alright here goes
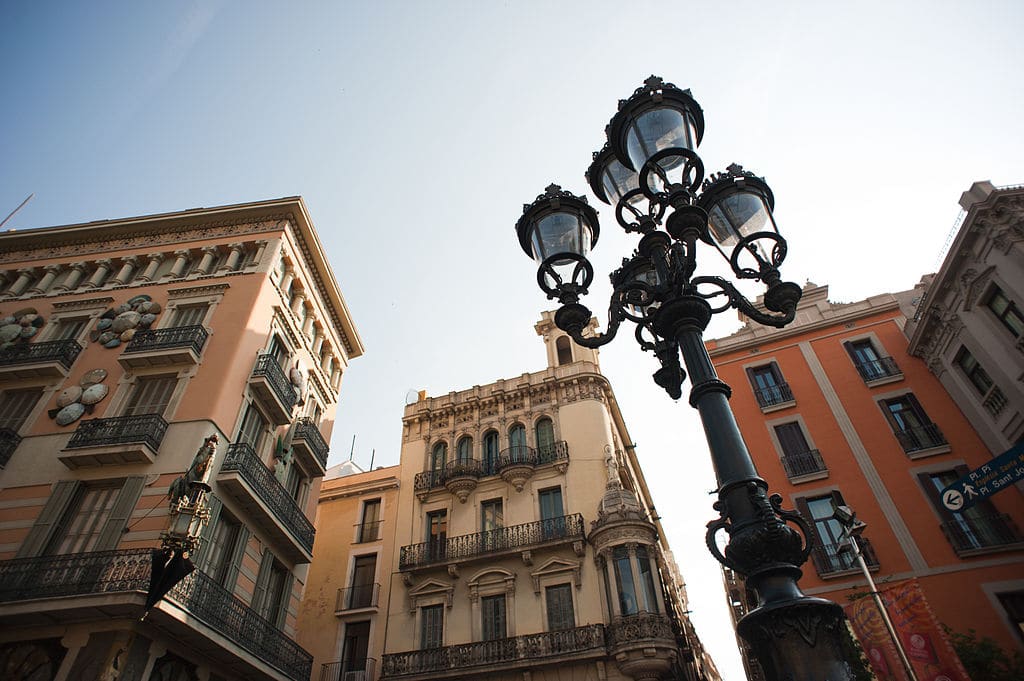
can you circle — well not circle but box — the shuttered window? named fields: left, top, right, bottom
left=481, top=594, right=506, bottom=640
left=774, top=422, right=810, bottom=457
left=238, top=404, right=268, bottom=452
left=52, top=317, right=89, bottom=340
left=123, top=376, right=177, bottom=417
left=169, top=304, right=208, bottom=328
left=545, top=584, right=575, bottom=631
left=420, top=604, right=444, bottom=649
left=0, top=388, right=44, bottom=431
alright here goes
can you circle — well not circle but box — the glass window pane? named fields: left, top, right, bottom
left=636, top=546, right=660, bottom=613
left=613, top=547, right=639, bottom=615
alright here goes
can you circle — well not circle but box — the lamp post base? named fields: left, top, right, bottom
left=738, top=598, right=854, bottom=681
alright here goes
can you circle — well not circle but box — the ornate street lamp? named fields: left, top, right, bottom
left=515, top=76, right=856, bottom=680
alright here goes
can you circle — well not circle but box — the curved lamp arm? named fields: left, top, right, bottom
left=690, top=276, right=801, bottom=328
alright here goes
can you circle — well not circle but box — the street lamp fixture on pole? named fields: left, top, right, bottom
left=514, top=76, right=857, bottom=680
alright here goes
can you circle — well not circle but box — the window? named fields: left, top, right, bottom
left=341, top=621, right=371, bottom=673
left=50, top=317, right=89, bottom=341
left=456, top=436, right=472, bottom=464
left=747, top=363, right=793, bottom=408
left=955, top=346, right=1007, bottom=417
left=254, top=552, right=291, bottom=629
left=482, top=430, right=499, bottom=474
left=556, top=336, right=573, bottom=365
left=773, top=422, right=825, bottom=479
left=613, top=546, right=639, bottom=615
left=844, top=339, right=900, bottom=381
left=358, top=499, right=381, bottom=543
left=919, top=468, right=1020, bottom=554
left=426, top=510, right=447, bottom=561
left=267, top=335, right=289, bottom=368
left=420, top=604, right=444, bottom=649
left=203, top=509, right=247, bottom=589
left=0, top=388, right=44, bottom=434
left=238, top=404, right=268, bottom=452
left=996, top=591, right=1024, bottom=644
left=168, top=304, right=208, bottom=328
left=535, top=418, right=555, bottom=460
left=880, top=394, right=947, bottom=453
left=47, top=484, right=120, bottom=555
left=122, top=375, right=177, bottom=417
left=481, top=594, right=507, bottom=640
left=987, top=286, right=1024, bottom=338
left=635, top=546, right=660, bottom=613
left=545, top=584, right=575, bottom=631
left=349, top=554, right=377, bottom=609
left=539, top=487, right=564, bottom=539
left=481, top=498, right=503, bottom=543
left=430, top=442, right=447, bottom=483
left=508, top=424, right=527, bottom=461
left=795, top=491, right=860, bottom=575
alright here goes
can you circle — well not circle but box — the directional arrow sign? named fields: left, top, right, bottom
left=941, top=442, right=1024, bottom=513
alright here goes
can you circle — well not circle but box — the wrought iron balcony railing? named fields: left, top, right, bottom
left=809, top=538, right=879, bottom=577
left=893, top=423, right=947, bottom=454
left=123, top=324, right=210, bottom=355
left=853, top=356, right=902, bottom=382
left=381, top=624, right=605, bottom=677
left=0, top=339, right=82, bottom=369
left=251, top=354, right=297, bottom=409
left=753, top=382, right=794, bottom=409
left=0, top=427, right=22, bottom=467
left=336, top=582, right=380, bottom=611
left=220, top=442, right=315, bottom=553
left=940, top=513, right=1023, bottom=555
left=66, top=413, right=168, bottom=452
left=0, top=549, right=313, bottom=681
left=399, top=513, right=584, bottom=570
left=294, top=417, right=330, bottom=468
left=606, top=612, right=675, bottom=649
left=321, top=658, right=376, bottom=681
left=355, top=520, right=382, bottom=544
left=779, top=449, right=827, bottom=479
left=414, top=443, right=570, bottom=494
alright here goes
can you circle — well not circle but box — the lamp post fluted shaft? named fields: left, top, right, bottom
left=514, top=75, right=859, bottom=680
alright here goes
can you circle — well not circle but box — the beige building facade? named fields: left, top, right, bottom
left=373, top=313, right=718, bottom=681
left=0, top=198, right=363, bottom=681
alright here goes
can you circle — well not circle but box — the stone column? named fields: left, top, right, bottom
left=86, top=259, right=113, bottom=288
left=279, top=265, right=295, bottom=293
left=111, top=256, right=139, bottom=285
left=312, top=331, right=325, bottom=356
left=138, top=253, right=164, bottom=282
left=252, top=239, right=269, bottom=267
left=53, top=630, right=90, bottom=681
left=322, top=352, right=334, bottom=375
left=331, top=365, right=342, bottom=388
left=137, top=641, right=167, bottom=681
left=290, top=289, right=306, bottom=316
left=29, top=264, right=62, bottom=294
left=301, top=311, right=316, bottom=338
left=218, top=242, right=244, bottom=273
left=7, top=268, right=35, bottom=296
left=55, top=262, right=88, bottom=291
left=168, top=249, right=191, bottom=278
left=195, top=246, right=219, bottom=275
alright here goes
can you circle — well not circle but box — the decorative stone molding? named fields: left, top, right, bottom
left=529, top=558, right=582, bottom=594
left=406, top=578, right=454, bottom=613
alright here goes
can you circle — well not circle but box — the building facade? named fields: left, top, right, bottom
left=296, top=463, right=400, bottom=681
left=706, top=282, right=1024, bottom=664
left=0, top=198, right=363, bottom=681
left=372, top=312, right=718, bottom=681
left=905, top=181, right=1024, bottom=454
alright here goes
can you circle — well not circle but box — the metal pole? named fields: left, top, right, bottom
left=849, top=539, right=918, bottom=681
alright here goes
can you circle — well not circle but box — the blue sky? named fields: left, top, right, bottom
left=3, top=2, right=1022, bottom=678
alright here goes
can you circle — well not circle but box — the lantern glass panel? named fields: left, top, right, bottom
left=626, top=262, right=661, bottom=315
left=530, top=211, right=591, bottom=262
left=624, top=107, right=696, bottom=172
left=706, top=191, right=772, bottom=251
left=601, top=157, right=641, bottom=206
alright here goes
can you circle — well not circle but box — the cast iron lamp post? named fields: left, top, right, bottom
left=514, top=76, right=856, bottom=681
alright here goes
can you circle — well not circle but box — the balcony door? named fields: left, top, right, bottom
left=349, top=554, right=377, bottom=609
left=123, top=375, right=176, bottom=417
left=539, top=487, right=564, bottom=539
left=799, top=492, right=854, bottom=573
left=341, top=621, right=370, bottom=675
left=426, top=510, right=447, bottom=561
left=481, top=498, right=503, bottom=552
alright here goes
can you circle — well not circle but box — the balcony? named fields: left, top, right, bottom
left=60, top=413, right=168, bottom=468
left=355, top=520, right=382, bottom=544
left=413, top=443, right=570, bottom=500
left=941, top=513, right=1024, bottom=556
left=249, top=354, right=297, bottom=425
left=606, top=613, right=679, bottom=680
left=753, top=383, right=795, bottom=411
left=291, top=417, right=329, bottom=474
left=809, top=538, right=879, bottom=578
left=217, top=442, right=315, bottom=563
left=0, top=549, right=313, bottom=681
left=321, top=659, right=376, bottom=681
left=779, top=449, right=828, bottom=482
left=853, top=356, right=903, bottom=385
left=893, top=423, right=949, bottom=457
left=381, top=624, right=606, bottom=679
left=0, top=428, right=22, bottom=467
left=119, top=325, right=209, bottom=369
left=335, top=582, right=380, bottom=614
left=0, top=339, right=82, bottom=380
left=399, top=513, right=585, bottom=571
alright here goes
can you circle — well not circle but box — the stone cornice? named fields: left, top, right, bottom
left=51, top=296, right=114, bottom=310
left=319, top=476, right=399, bottom=502
left=167, top=283, right=231, bottom=299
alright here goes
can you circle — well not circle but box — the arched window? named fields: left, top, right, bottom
left=535, top=417, right=555, bottom=461
left=556, top=336, right=573, bottom=365
left=457, top=436, right=473, bottom=463
left=508, top=424, right=527, bottom=462
left=431, top=442, right=447, bottom=476
left=483, top=430, right=500, bottom=474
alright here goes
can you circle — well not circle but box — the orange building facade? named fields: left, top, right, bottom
left=0, top=199, right=363, bottom=681
left=706, top=283, right=1024, bottom=662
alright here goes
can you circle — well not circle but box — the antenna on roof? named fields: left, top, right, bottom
left=369, top=449, right=375, bottom=470
left=0, top=194, right=34, bottom=230
left=349, top=434, right=355, bottom=461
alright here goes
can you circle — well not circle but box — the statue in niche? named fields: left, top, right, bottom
left=169, top=434, right=218, bottom=506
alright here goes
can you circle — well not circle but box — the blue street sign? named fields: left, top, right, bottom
left=941, top=442, right=1024, bottom=513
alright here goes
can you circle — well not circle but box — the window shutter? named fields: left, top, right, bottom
left=252, top=548, right=275, bottom=613
left=124, top=377, right=177, bottom=417
left=769, top=362, right=784, bottom=383
left=16, top=480, right=81, bottom=558
left=905, top=393, right=931, bottom=423
left=95, top=476, right=146, bottom=550
left=842, top=341, right=860, bottom=365
left=194, top=495, right=223, bottom=568
left=877, top=399, right=900, bottom=431
left=774, top=423, right=809, bottom=457
left=793, top=496, right=827, bottom=574
left=0, top=388, right=44, bottom=431
left=275, top=571, right=295, bottom=629
left=223, top=525, right=250, bottom=592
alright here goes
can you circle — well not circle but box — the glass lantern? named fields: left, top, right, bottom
left=697, top=166, right=779, bottom=277
left=516, top=185, right=600, bottom=286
